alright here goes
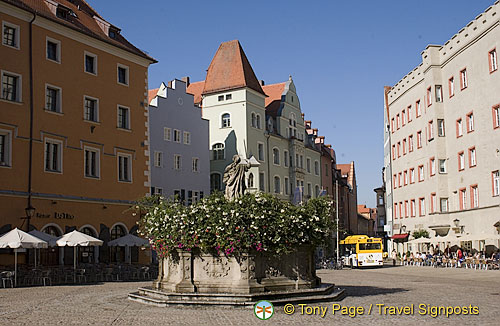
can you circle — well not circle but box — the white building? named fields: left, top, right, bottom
left=385, top=2, right=500, bottom=253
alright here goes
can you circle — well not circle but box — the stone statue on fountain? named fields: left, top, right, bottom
left=223, top=155, right=251, bottom=200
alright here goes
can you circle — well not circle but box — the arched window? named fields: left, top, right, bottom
left=221, top=113, right=231, bottom=128
left=81, top=226, right=97, bottom=264
left=212, top=143, right=224, bottom=160
left=273, top=148, right=280, bottom=165
left=256, top=114, right=261, bottom=129
left=210, top=173, right=221, bottom=192
left=110, top=224, right=127, bottom=263
left=41, top=225, right=62, bottom=266
left=251, top=113, right=256, bottom=127
left=43, top=225, right=61, bottom=237
left=274, top=176, right=280, bottom=194
left=315, top=185, right=320, bottom=198
left=248, top=173, right=254, bottom=188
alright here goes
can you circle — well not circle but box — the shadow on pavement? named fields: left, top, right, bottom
left=340, top=285, right=409, bottom=297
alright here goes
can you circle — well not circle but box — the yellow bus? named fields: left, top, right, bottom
left=340, top=235, right=384, bottom=267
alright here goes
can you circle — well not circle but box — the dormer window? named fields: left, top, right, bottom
left=109, top=28, right=118, bottom=39
left=56, top=7, right=68, bottom=19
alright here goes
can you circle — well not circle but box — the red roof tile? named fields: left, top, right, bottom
left=4, top=0, right=155, bottom=62
left=262, top=82, right=285, bottom=117
left=337, top=164, right=352, bottom=176
left=202, top=40, right=265, bottom=96
left=357, top=205, right=370, bottom=214
left=148, top=88, right=159, bottom=104
left=186, top=81, right=205, bottom=105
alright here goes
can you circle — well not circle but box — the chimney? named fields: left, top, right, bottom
left=313, top=128, right=318, bottom=136
left=301, top=113, right=305, bottom=119
left=259, top=80, right=265, bottom=86
left=181, top=76, right=190, bottom=87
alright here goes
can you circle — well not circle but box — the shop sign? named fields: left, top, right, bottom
left=36, top=212, right=75, bottom=219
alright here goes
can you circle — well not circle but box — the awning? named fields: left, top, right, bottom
left=392, top=233, right=409, bottom=241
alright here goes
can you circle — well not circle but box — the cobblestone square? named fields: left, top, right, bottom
left=1, top=265, right=499, bottom=325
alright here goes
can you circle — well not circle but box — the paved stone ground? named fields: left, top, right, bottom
left=1, top=265, right=499, bottom=325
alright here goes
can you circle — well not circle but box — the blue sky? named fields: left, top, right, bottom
left=91, top=0, right=494, bottom=207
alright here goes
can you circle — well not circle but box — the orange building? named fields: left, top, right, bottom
left=0, top=0, right=155, bottom=265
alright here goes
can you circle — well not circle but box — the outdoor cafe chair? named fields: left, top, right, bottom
left=1, top=271, right=14, bottom=288
left=76, top=269, right=87, bottom=283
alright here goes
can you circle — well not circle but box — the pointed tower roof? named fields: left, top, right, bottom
left=202, top=40, right=266, bottom=96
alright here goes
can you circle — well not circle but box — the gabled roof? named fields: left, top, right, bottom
left=148, top=88, right=159, bottom=104
left=186, top=81, right=205, bottom=105
left=337, top=164, right=352, bottom=176
left=4, top=0, right=155, bottom=62
left=262, top=82, right=285, bottom=117
left=202, top=40, right=266, bottom=96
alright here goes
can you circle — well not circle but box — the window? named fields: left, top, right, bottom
left=300, top=155, right=304, bottom=169
left=438, top=159, right=446, bottom=174
left=248, top=173, right=254, bottom=188
left=183, top=131, right=190, bottom=145
left=46, top=38, right=60, bottom=62
left=398, top=172, right=402, bottom=187
left=284, top=177, right=289, bottom=195
left=427, top=87, right=432, bottom=106
left=173, top=129, right=181, bottom=143
left=407, top=106, right=412, bottom=122
left=45, top=85, right=61, bottom=113
left=306, top=158, right=311, bottom=173
left=314, top=161, right=319, bottom=175
left=393, top=174, right=397, bottom=188
left=118, top=154, right=131, bottom=182
left=394, top=203, right=398, bottom=219
left=489, top=49, right=498, bottom=73
left=259, top=172, right=265, bottom=191
left=402, top=109, right=406, bottom=126
left=391, top=118, right=395, bottom=133
left=117, top=64, right=129, bottom=85
left=192, top=158, right=199, bottom=172
left=0, top=130, right=11, bottom=167
left=448, top=77, right=454, bottom=97
left=84, top=96, right=98, bottom=122
left=419, top=197, right=425, bottom=216
left=435, top=85, right=442, bottom=103
left=492, top=171, right=500, bottom=196
left=418, top=165, right=424, bottom=182
left=458, top=151, right=465, bottom=171
left=274, top=176, right=281, bottom=194
left=440, top=198, right=448, bottom=212
left=251, top=113, right=256, bottom=127
left=117, top=106, right=130, bottom=129
left=408, top=135, right=414, bottom=152
left=459, top=188, right=466, bottom=210
left=225, top=94, right=232, bottom=100
left=210, top=173, right=221, bottom=191
left=315, top=185, right=320, bottom=198
left=256, top=115, right=261, bottom=129
left=470, top=185, right=479, bottom=208
left=307, top=183, right=312, bottom=197
left=428, top=120, right=434, bottom=141
left=154, top=151, right=162, bottom=167
left=430, top=193, right=436, bottom=213
left=2, top=22, right=19, bottom=49
left=411, top=199, right=416, bottom=217
left=174, top=154, right=181, bottom=170
left=396, top=114, right=400, bottom=129
left=273, top=148, right=280, bottom=165
left=404, top=200, right=408, bottom=217
left=460, top=69, right=467, bottom=89
left=218, top=95, right=224, bottom=101
left=258, top=143, right=264, bottom=161
left=212, top=143, right=224, bottom=160
left=392, top=144, right=396, bottom=160
left=152, top=187, right=163, bottom=196
left=416, top=100, right=421, bottom=117
left=410, top=168, right=415, bottom=184
left=1, top=71, right=21, bottom=102
left=164, top=127, right=171, bottom=141
left=468, top=147, right=476, bottom=167
left=417, top=131, right=422, bottom=148
left=402, top=138, right=407, bottom=155
left=437, top=119, right=445, bottom=137
left=430, top=157, right=436, bottom=176
left=221, top=113, right=231, bottom=128
left=404, top=170, right=408, bottom=185
left=84, top=52, right=97, bottom=75
left=456, top=119, right=463, bottom=137
left=397, top=142, right=400, bottom=157
left=84, top=147, right=99, bottom=178
left=44, top=139, right=62, bottom=173
left=284, top=150, right=289, bottom=167
left=466, top=113, right=474, bottom=133
left=493, top=105, right=500, bottom=129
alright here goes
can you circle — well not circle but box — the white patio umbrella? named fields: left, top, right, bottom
left=0, top=228, right=48, bottom=286
left=56, top=230, right=103, bottom=282
left=108, top=234, right=149, bottom=263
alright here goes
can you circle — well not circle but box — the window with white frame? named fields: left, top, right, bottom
left=299, top=155, right=304, bottom=169
left=458, top=152, right=465, bottom=171
left=416, top=100, right=421, bottom=117
left=418, top=165, right=424, bottom=181
left=494, top=106, right=500, bottom=129
left=469, top=147, right=476, bottom=167
left=460, top=69, right=468, bottom=89
left=183, top=131, right=190, bottom=145
left=259, top=172, right=265, bottom=191
left=258, top=143, right=264, bottom=161
left=0, top=130, right=12, bottom=167
left=164, top=127, right=171, bottom=141
left=117, top=106, right=130, bottom=129
left=402, top=109, right=406, bottom=125
left=45, top=85, right=61, bottom=113
left=431, top=193, right=437, bottom=213
left=284, top=150, right=289, bottom=167
left=221, top=113, right=231, bottom=128
left=173, top=129, right=181, bottom=143
left=192, top=158, right=199, bottom=172
left=218, top=95, right=224, bottom=101
left=46, top=37, right=60, bottom=62
left=440, top=198, right=448, bottom=212
left=438, top=119, right=445, bottom=137
left=44, top=139, right=62, bottom=173
left=404, top=170, right=408, bottom=185
left=456, top=119, right=463, bottom=137
left=314, top=161, right=319, bottom=175
left=459, top=188, right=467, bottom=210
left=410, top=168, right=415, bottom=183
left=174, top=154, right=181, bottom=170
left=211, top=173, right=221, bottom=191
left=84, top=52, right=97, bottom=75
left=225, top=94, right=232, bottom=100
left=471, top=185, right=479, bottom=208
left=417, top=131, right=422, bottom=148
left=307, top=183, right=312, bottom=197
left=2, top=22, right=19, bottom=49
left=419, top=197, right=425, bottom=216
left=273, top=148, right=280, bottom=165
left=428, top=120, right=434, bottom=140
left=407, top=106, right=412, bottom=122
left=435, top=85, right=442, bottom=102
left=84, top=147, right=99, bottom=178
left=212, top=143, right=224, bottom=160
left=466, top=113, right=474, bottom=132
left=430, top=158, right=436, bottom=176
left=438, top=159, right=446, bottom=173
left=411, top=199, right=416, bottom=217
left=84, top=96, right=98, bottom=122
left=256, top=114, right=261, bottom=129
left=489, top=49, right=497, bottom=73
left=251, top=113, right=256, bottom=127
left=306, top=158, right=311, bottom=173
left=315, top=185, right=320, bottom=198
left=1, top=71, right=21, bottom=102
left=408, top=135, right=414, bottom=151
left=117, top=64, right=129, bottom=85
left=154, top=151, right=162, bottom=167
left=493, top=171, right=500, bottom=196
left=426, top=87, right=432, bottom=106
left=274, top=176, right=280, bottom=194
left=284, top=177, right=289, bottom=195
left=449, top=77, right=454, bottom=97
left=118, top=153, right=131, bottom=182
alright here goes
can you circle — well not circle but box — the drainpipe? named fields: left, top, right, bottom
left=26, top=12, right=37, bottom=232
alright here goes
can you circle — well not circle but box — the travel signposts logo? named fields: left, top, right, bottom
left=254, top=300, right=274, bottom=320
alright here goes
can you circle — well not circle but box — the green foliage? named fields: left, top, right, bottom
left=134, top=192, right=335, bottom=258
left=412, top=229, right=430, bottom=239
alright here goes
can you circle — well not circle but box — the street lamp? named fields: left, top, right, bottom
left=25, top=205, right=35, bottom=231
left=453, top=218, right=460, bottom=227
left=401, top=225, right=406, bottom=233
